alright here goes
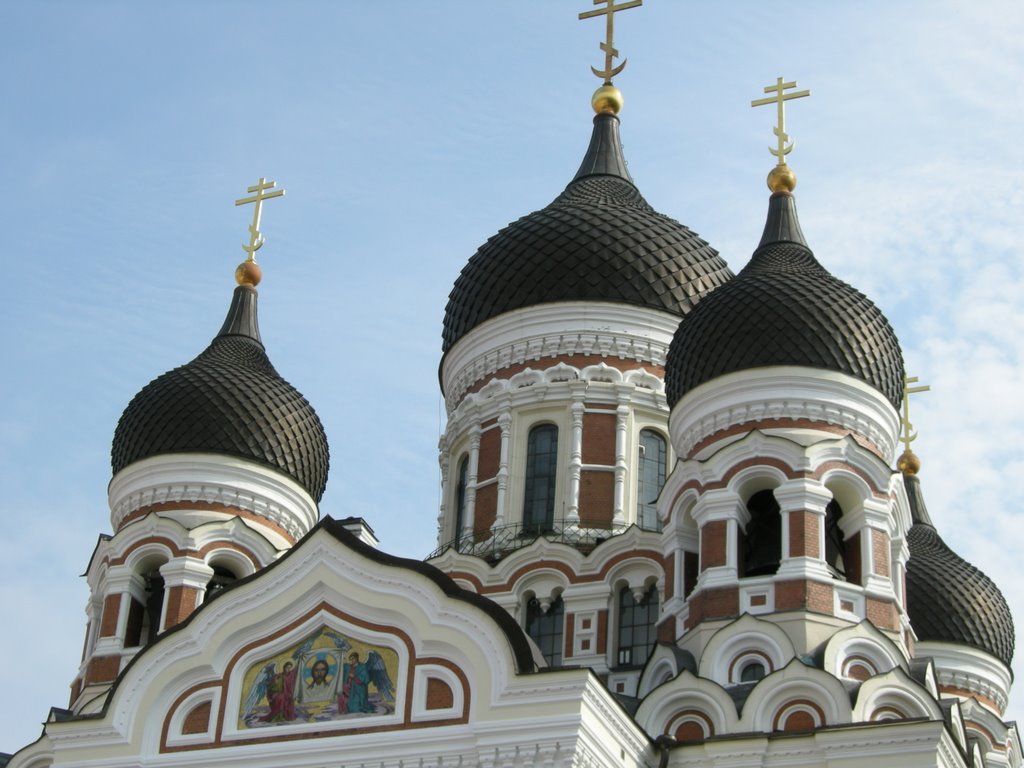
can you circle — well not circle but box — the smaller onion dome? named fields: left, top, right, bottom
left=904, top=473, right=1015, bottom=667
left=665, top=190, right=905, bottom=408
left=111, top=283, right=329, bottom=502
left=441, top=110, right=732, bottom=356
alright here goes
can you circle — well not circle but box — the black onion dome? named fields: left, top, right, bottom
left=111, top=285, right=329, bottom=502
left=904, top=474, right=1015, bottom=667
left=441, top=112, right=732, bottom=354
left=666, top=192, right=904, bottom=408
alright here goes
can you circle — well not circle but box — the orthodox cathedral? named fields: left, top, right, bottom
left=6, top=4, right=1018, bottom=768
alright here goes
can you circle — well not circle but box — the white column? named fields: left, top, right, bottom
left=691, top=488, right=747, bottom=591
left=160, top=557, right=216, bottom=617
left=464, top=425, right=481, bottom=538
left=437, top=445, right=450, bottom=545
left=567, top=383, right=587, bottom=524
left=95, top=566, right=135, bottom=655
left=613, top=384, right=631, bottom=525
left=840, top=498, right=896, bottom=598
left=494, top=409, right=512, bottom=528
left=773, top=478, right=834, bottom=581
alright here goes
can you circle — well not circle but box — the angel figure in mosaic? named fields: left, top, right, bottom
left=243, top=661, right=298, bottom=722
left=338, top=650, right=395, bottom=714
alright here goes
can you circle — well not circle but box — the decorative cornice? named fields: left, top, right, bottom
left=670, top=367, right=901, bottom=463
left=442, top=302, right=680, bottom=412
left=108, top=454, right=318, bottom=541
left=441, top=361, right=666, bottom=453
left=918, top=641, right=1012, bottom=714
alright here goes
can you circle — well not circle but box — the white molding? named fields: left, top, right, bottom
left=164, top=687, right=221, bottom=747
left=442, top=301, right=680, bottom=411
left=108, top=453, right=319, bottom=541
left=669, top=367, right=901, bottom=462
left=916, top=641, right=1012, bottom=714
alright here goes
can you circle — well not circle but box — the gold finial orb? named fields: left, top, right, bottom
left=767, top=163, right=797, bottom=193
left=235, top=259, right=262, bottom=287
left=897, top=448, right=921, bottom=476
left=592, top=85, right=623, bottom=115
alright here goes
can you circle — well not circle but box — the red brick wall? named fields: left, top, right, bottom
left=86, top=655, right=120, bottom=684
left=685, top=586, right=739, bottom=628
left=701, top=521, right=728, bottom=570
left=474, top=484, right=496, bottom=537
left=579, top=470, right=614, bottom=527
left=99, top=593, right=121, bottom=637
left=872, top=529, right=891, bottom=578
left=426, top=678, right=454, bottom=710
left=477, top=428, right=500, bottom=480
left=181, top=701, right=211, bottom=734
left=866, top=597, right=898, bottom=630
left=582, top=412, right=616, bottom=465
left=657, top=616, right=676, bottom=643
left=788, top=511, right=819, bottom=558
left=774, top=579, right=834, bottom=613
left=163, top=585, right=200, bottom=629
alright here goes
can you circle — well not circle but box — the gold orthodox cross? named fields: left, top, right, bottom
left=579, top=0, right=642, bottom=84
left=751, top=77, right=811, bottom=164
left=900, top=376, right=931, bottom=452
left=235, top=177, right=285, bottom=261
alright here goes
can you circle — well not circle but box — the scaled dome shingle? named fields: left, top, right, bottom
left=441, top=113, right=733, bottom=354
left=904, top=474, right=1015, bottom=667
left=666, top=192, right=904, bottom=409
left=111, top=285, right=329, bottom=502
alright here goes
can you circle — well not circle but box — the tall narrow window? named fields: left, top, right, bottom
left=454, top=455, right=469, bottom=549
left=824, top=499, right=846, bottom=578
left=617, top=584, right=659, bottom=667
left=526, top=595, right=564, bottom=666
left=637, top=430, right=667, bottom=530
left=743, top=490, right=781, bottom=577
left=523, top=424, right=558, bottom=533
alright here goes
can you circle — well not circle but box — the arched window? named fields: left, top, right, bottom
left=523, top=425, right=558, bottom=533
left=739, top=661, right=766, bottom=682
left=617, top=584, right=658, bottom=667
left=125, top=567, right=166, bottom=646
left=454, top=455, right=469, bottom=549
left=824, top=499, right=846, bottom=578
left=743, top=490, right=781, bottom=577
left=637, top=430, right=666, bottom=531
left=526, top=595, right=564, bottom=666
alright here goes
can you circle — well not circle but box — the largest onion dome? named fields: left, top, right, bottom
left=666, top=186, right=905, bottom=409
left=111, top=273, right=329, bottom=502
left=902, top=464, right=1015, bottom=668
left=441, top=93, right=732, bottom=359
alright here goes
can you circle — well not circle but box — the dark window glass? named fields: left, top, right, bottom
left=824, top=499, right=846, bottom=578
left=617, top=584, right=659, bottom=667
left=142, top=570, right=165, bottom=644
left=743, top=490, right=781, bottom=577
left=740, top=661, right=766, bottom=682
left=205, top=565, right=237, bottom=602
left=523, top=425, right=558, bottom=532
left=638, top=430, right=667, bottom=530
left=526, top=596, right=564, bottom=666
left=455, top=455, right=469, bottom=549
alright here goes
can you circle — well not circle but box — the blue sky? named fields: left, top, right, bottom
left=1, top=0, right=1022, bottom=752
